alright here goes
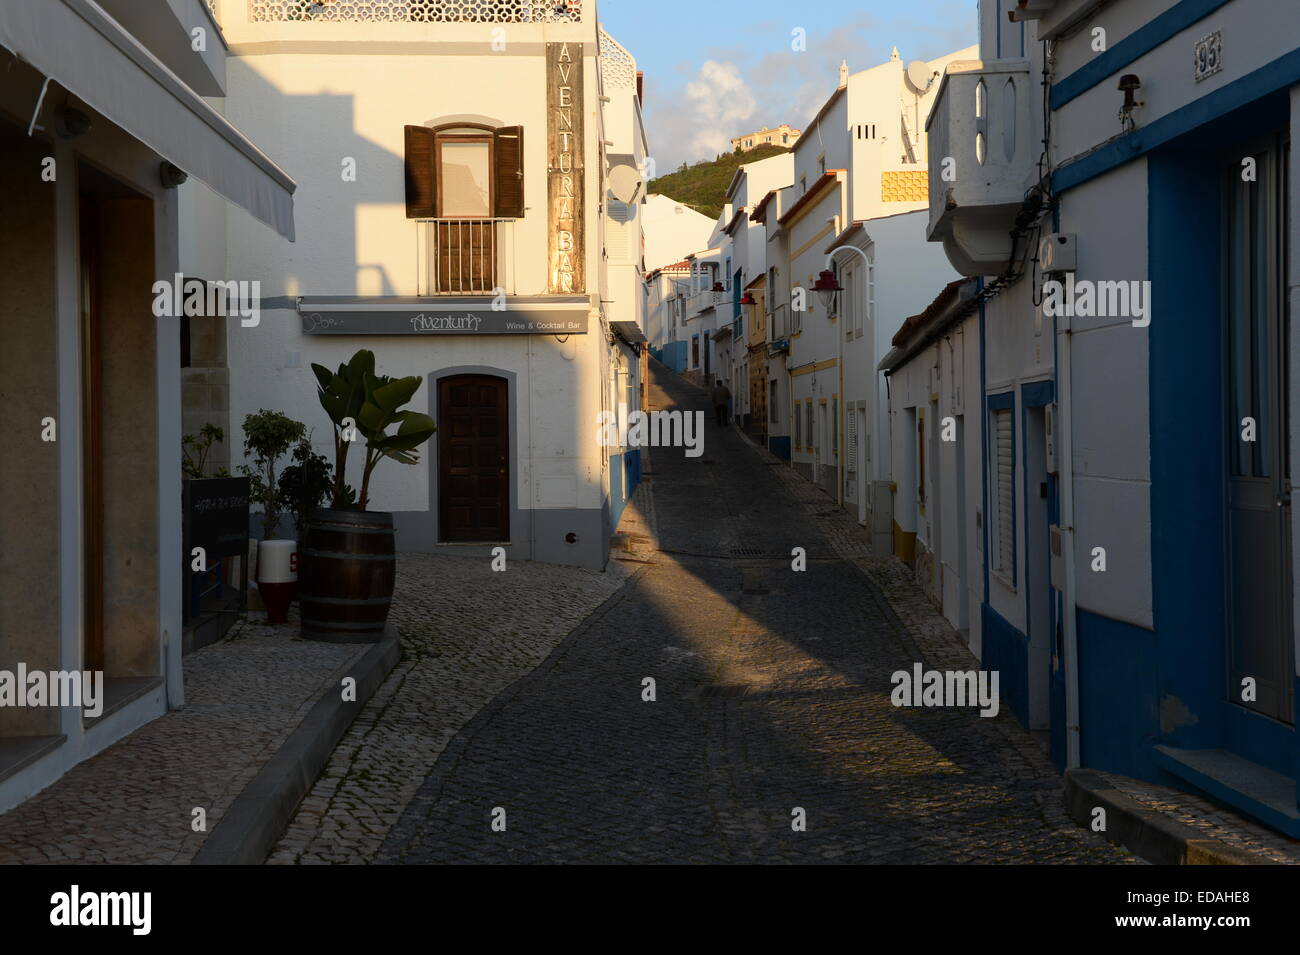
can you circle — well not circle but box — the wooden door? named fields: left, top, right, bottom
left=78, top=197, right=105, bottom=672
left=438, top=375, right=508, bottom=542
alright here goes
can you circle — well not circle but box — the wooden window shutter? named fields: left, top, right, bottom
left=494, top=126, right=524, bottom=218
left=404, top=125, right=436, bottom=219
left=993, top=408, right=1014, bottom=574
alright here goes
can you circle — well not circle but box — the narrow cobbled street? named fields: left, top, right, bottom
left=316, top=363, right=1131, bottom=864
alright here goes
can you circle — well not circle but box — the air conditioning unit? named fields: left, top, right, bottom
left=1038, top=232, right=1077, bottom=274
left=926, top=59, right=1035, bottom=276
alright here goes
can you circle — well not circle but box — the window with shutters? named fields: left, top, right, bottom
left=770, top=380, right=778, bottom=424
left=806, top=401, right=815, bottom=454
left=793, top=396, right=801, bottom=449
left=988, top=399, right=1016, bottom=582
left=404, top=122, right=524, bottom=293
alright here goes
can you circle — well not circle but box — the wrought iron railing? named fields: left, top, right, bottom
left=417, top=219, right=514, bottom=295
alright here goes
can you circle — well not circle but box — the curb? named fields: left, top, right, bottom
left=1063, top=769, right=1278, bottom=865
left=194, top=622, right=402, bottom=865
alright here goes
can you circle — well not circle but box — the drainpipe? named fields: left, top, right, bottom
left=1058, top=286, right=1080, bottom=768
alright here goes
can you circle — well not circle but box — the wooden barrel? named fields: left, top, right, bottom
left=299, top=507, right=395, bottom=642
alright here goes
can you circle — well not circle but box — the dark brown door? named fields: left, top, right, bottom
left=438, top=375, right=508, bottom=541
left=78, top=196, right=105, bottom=673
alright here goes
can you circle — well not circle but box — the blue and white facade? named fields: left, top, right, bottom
left=925, top=0, right=1300, bottom=834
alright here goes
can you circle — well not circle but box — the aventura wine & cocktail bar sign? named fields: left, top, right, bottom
left=297, top=296, right=591, bottom=335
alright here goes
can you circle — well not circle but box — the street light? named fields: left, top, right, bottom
left=813, top=270, right=842, bottom=315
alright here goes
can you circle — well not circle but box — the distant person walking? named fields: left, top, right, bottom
left=711, top=379, right=732, bottom=426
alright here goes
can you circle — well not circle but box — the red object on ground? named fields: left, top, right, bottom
left=259, top=580, right=294, bottom=624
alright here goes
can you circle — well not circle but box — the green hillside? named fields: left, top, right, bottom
left=648, top=144, right=790, bottom=222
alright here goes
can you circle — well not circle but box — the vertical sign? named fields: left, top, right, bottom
left=547, top=42, right=585, bottom=293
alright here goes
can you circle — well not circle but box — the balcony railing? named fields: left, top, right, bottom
left=248, top=0, right=584, bottom=22
left=684, top=288, right=722, bottom=319
left=417, top=219, right=515, bottom=295
left=769, top=302, right=790, bottom=340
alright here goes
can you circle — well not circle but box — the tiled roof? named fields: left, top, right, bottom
left=891, top=278, right=974, bottom=348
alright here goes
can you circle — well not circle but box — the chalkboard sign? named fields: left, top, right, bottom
left=185, top=477, right=250, bottom=559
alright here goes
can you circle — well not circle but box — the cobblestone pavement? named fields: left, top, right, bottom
left=266, top=554, right=628, bottom=864
left=0, top=609, right=362, bottom=864
left=374, top=363, right=1133, bottom=864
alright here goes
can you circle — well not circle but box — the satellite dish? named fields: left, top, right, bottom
left=608, top=164, right=643, bottom=204
left=906, top=61, right=934, bottom=93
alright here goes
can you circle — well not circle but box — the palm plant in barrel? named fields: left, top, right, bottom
left=301, top=350, right=436, bottom=641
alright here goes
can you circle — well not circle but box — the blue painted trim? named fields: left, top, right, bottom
left=769, top=435, right=791, bottom=460
left=1021, top=380, right=1054, bottom=408
left=982, top=601, right=1030, bottom=727
left=1019, top=379, right=1055, bottom=724
left=1050, top=0, right=1233, bottom=110
left=978, top=286, right=989, bottom=608
left=987, top=390, right=1017, bottom=585
left=1054, top=46, right=1300, bottom=194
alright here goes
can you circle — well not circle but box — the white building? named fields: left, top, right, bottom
left=0, top=0, right=295, bottom=811
left=207, top=0, right=646, bottom=571
left=642, top=194, right=715, bottom=273
left=761, top=49, right=972, bottom=553
left=923, top=0, right=1300, bottom=834
left=715, top=152, right=794, bottom=437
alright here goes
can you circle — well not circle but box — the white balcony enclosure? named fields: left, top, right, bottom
left=925, top=58, right=1034, bottom=276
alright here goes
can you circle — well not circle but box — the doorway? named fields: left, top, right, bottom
left=78, top=195, right=105, bottom=674
left=1024, top=401, right=1051, bottom=731
left=438, top=374, right=509, bottom=542
left=1224, top=133, right=1293, bottom=725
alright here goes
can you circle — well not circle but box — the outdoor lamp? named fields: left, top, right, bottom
left=739, top=291, right=757, bottom=306
left=54, top=105, right=92, bottom=139
left=712, top=281, right=725, bottom=292
left=813, top=270, right=842, bottom=314
left=160, top=162, right=189, bottom=189
left=1118, top=74, right=1141, bottom=109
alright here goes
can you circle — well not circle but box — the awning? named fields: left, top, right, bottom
left=610, top=321, right=646, bottom=345
left=0, top=0, right=296, bottom=239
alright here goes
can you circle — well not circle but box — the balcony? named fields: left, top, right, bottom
left=416, top=219, right=516, bottom=295
left=684, top=288, right=723, bottom=320
left=925, top=58, right=1034, bottom=276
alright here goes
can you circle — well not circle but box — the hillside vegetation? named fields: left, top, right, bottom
left=647, top=144, right=790, bottom=222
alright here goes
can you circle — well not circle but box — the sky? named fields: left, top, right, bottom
left=597, top=0, right=980, bottom=173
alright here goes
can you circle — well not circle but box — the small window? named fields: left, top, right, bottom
left=770, top=380, right=778, bottom=423
left=988, top=403, right=1015, bottom=579
left=794, top=396, right=801, bottom=448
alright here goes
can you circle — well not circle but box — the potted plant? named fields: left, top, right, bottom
left=278, top=435, right=351, bottom=600
left=239, top=409, right=306, bottom=624
left=300, top=350, right=436, bottom=641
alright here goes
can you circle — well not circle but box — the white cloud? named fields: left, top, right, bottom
left=647, top=59, right=758, bottom=171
